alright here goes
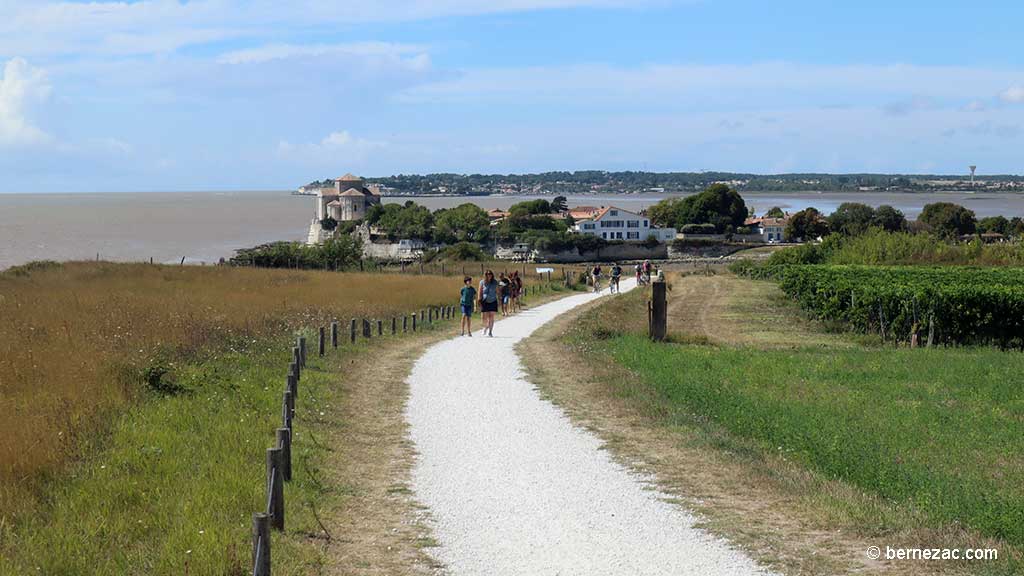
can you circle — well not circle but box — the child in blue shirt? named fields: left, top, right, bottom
left=460, top=276, right=477, bottom=336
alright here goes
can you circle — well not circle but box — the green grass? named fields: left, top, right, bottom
left=0, top=276, right=573, bottom=575
left=0, top=332, right=336, bottom=575
left=605, top=335, right=1024, bottom=548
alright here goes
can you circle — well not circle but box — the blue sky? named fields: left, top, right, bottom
left=1, top=0, right=1023, bottom=192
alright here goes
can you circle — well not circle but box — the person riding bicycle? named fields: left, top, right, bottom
left=609, top=262, right=622, bottom=293
left=635, top=263, right=643, bottom=285
left=591, top=264, right=603, bottom=292
left=641, top=260, right=652, bottom=285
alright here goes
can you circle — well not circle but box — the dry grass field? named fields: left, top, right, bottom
left=0, top=261, right=464, bottom=518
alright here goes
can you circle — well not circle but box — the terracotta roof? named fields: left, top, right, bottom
left=326, top=199, right=342, bottom=207
left=760, top=217, right=788, bottom=226
left=487, top=209, right=508, bottom=219
left=744, top=217, right=763, bottom=226
left=337, top=173, right=362, bottom=182
left=340, top=187, right=366, bottom=197
left=592, top=206, right=640, bottom=221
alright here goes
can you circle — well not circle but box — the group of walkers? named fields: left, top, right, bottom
left=459, top=270, right=526, bottom=337
left=589, top=260, right=655, bottom=293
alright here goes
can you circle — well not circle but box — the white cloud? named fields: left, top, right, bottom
left=218, top=41, right=431, bottom=72
left=0, top=0, right=660, bottom=57
left=0, top=58, right=52, bottom=147
left=277, top=130, right=387, bottom=167
left=1001, top=86, right=1024, bottom=103
left=397, top=62, right=1023, bottom=106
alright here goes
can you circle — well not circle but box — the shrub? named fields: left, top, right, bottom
left=680, top=223, right=718, bottom=234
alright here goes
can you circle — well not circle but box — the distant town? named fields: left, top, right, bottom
left=297, top=170, right=1024, bottom=197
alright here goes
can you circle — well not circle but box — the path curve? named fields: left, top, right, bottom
left=406, top=279, right=774, bottom=576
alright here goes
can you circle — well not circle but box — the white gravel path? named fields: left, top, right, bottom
left=406, top=279, right=774, bottom=576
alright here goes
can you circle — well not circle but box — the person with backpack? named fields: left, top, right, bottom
left=498, top=272, right=511, bottom=316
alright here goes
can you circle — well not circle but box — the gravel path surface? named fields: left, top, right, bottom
left=406, top=279, right=774, bottom=576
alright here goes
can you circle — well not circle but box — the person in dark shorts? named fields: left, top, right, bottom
left=460, top=276, right=477, bottom=336
left=609, top=262, right=622, bottom=293
left=499, top=272, right=511, bottom=316
left=478, top=270, right=499, bottom=337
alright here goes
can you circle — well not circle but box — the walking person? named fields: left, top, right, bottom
left=478, top=270, right=499, bottom=336
left=499, top=272, right=511, bottom=316
left=512, top=271, right=524, bottom=312
left=459, top=276, right=477, bottom=336
left=609, top=262, right=622, bottom=294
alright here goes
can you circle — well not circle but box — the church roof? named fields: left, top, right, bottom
left=337, top=173, right=362, bottom=182
left=340, top=187, right=367, bottom=197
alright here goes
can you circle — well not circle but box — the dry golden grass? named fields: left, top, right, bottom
left=0, top=261, right=464, bottom=516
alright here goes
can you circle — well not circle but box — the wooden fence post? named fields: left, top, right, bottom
left=350, top=319, right=356, bottom=344
left=650, top=280, right=667, bottom=342
left=267, top=448, right=285, bottom=531
left=318, top=327, right=325, bottom=357
left=331, top=321, right=338, bottom=348
left=287, top=373, right=297, bottom=402
left=428, top=308, right=433, bottom=324
left=420, top=310, right=425, bottom=324
left=412, top=314, right=417, bottom=332
left=252, top=513, right=271, bottom=576
left=276, top=428, right=292, bottom=482
left=377, top=319, right=383, bottom=336
left=403, top=315, right=408, bottom=332
left=391, top=317, right=397, bottom=335
left=283, top=390, right=293, bottom=430
left=298, top=337, right=307, bottom=367
left=291, top=348, right=301, bottom=379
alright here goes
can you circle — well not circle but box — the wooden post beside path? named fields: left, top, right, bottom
left=650, top=280, right=667, bottom=342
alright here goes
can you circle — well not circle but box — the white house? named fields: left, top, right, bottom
left=573, top=206, right=676, bottom=242
left=758, top=217, right=788, bottom=243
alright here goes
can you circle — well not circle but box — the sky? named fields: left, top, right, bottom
left=1, top=0, right=1023, bottom=192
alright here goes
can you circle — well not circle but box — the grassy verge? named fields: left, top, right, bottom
left=563, top=278, right=1022, bottom=574
left=0, top=261, right=572, bottom=574
left=1, top=334, right=336, bottom=574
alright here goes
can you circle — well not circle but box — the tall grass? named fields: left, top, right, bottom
left=0, top=262, right=464, bottom=518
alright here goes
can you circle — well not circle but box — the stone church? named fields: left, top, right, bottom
left=307, top=173, right=382, bottom=244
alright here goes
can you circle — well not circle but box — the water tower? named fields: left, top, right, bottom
left=969, top=165, right=977, bottom=188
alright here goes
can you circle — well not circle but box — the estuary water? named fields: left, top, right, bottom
left=2, top=190, right=1023, bottom=270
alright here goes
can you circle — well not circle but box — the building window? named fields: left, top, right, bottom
left=643, top=220, right=649, bottom=227
left=627, top=231, right=640, bottom=239
left=602, top=232, right=607, bottom=239
left=627, top=221, right=639, bottom=228
left=616, top=232, right=623, bottom=239
left=610, top=210, right=618, bottom=216
left=600, top=220, right=624, bottom=228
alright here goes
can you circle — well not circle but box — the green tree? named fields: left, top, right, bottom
left=828, top=202, right=875, bottom=236
left=551, top=195, right=568, bottom=212
left=647, top=184, right=748, bottom=232
left=785, top=207, right=830, bottom=242
left=508, top=199, right=552, bottom=217
left=978, top=215, right=1010, bottom=235
left=765, top=206, right=785, bottom=218
left=871, top=205, right=907, bottom=232
left=371, top=201, right=435, bottom=240
left=433, top=203, right=491, bottom=244
left=919, top=202, right=977, bottom=238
